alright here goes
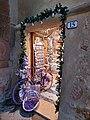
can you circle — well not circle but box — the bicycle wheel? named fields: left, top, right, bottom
left=12, top=80, right=25, bottom=105
left=12, top=77, right=35, bottom=105
left=41, top=72, right=53, bottom=91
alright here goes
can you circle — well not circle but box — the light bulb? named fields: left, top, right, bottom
left=32, top=23, right=34, bottom=26
left=40, top=21, right=43, bottom=24
left=52, top=13, right=55, bottom=17
left=58, top=9, right=61, bottom=13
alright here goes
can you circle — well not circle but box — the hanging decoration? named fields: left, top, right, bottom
left=17, top=3, right=68, bottom=113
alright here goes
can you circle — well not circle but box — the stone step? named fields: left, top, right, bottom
left=35, top=99, right=58, bottom=120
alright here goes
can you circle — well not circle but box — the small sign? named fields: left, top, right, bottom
left=66, top=20, right=78, bottom=29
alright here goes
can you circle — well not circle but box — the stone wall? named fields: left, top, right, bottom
left=9, top=0, right=20, bottom=89
left=0, top=0, right=19, bottom=102
left=0, top=0, right=11, bottom=102
left=18, top=0, right=90, bottom=22
left=59, top=11, right=90, bottom=120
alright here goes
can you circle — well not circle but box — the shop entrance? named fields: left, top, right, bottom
left=25, top=27, right=61, bottom=119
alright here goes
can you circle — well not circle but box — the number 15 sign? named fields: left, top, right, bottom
left=66, top=20, right=78, bottom=29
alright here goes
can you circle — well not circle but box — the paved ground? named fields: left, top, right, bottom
left=0, top=105, right=46, bottom=120
left=0, top=98, right=58, bottom=120
left=0, top=111, right=47, bottom=120
left=0, top=98, right=41, bottom=120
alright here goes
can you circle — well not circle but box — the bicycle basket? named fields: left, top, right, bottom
left=22, top=90, right=40, bottom=111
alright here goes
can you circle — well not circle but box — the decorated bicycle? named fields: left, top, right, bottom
left=12, top=52, right=53, bottom=112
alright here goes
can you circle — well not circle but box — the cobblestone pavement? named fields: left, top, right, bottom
left=0, top=99, right=47, bottom=120
left=0, top=110, right=47, bottom=120
left=0, top=107, right=46, bottom=120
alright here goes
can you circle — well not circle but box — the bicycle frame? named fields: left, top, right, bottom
left=33, top=68, right=53, bottom=91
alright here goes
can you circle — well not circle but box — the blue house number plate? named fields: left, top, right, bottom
left=66, top=20, right=78, bottom=29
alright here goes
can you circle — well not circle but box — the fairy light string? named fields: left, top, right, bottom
left=55, top=18, right=66, bottom=113
left=19, top=3, right=68, bottom=112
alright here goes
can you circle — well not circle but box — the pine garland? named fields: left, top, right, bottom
left=19, top=3, right=69, bottom=112
left=55, top=19, right=66, bottom=113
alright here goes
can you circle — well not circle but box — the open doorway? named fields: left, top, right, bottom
left=25, top=27, right=62, bottom=119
